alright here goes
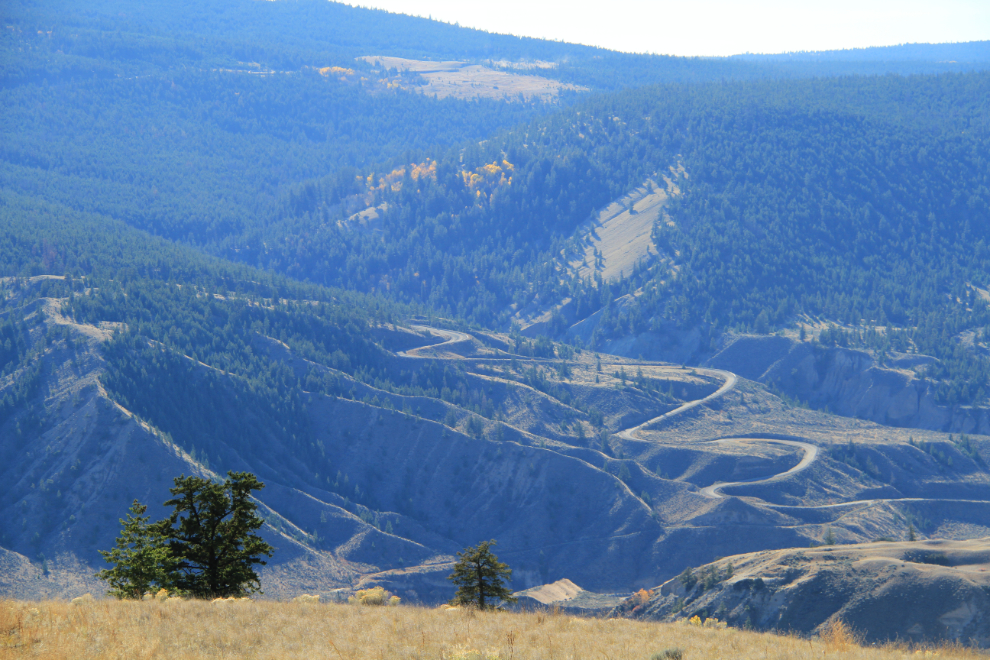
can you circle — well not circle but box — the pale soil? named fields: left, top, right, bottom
left=570, top=178, right=669, bottom=282
left=340, top=202, right=388, bottom=232
left=1, top=599, right=979, bottom=659
left=512, top=578, right=627, bottom=613
left=677, top=538, right=990, bottom=592
left=968, top=283, right=990, bottom=305
left=569, top=164, right=686, bottom=283
left=513, top=168, right=684, bottom=334
left=358, top=56, right=587, bottom=101
left=486, top=59, right=558, bottom=70
left=514, top=578, right=583, bottom=605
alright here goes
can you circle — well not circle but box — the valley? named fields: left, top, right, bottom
left=4, top=0, right=990, bottom=649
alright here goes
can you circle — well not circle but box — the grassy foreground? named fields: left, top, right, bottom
left=0, top=599, right=981, bottom=659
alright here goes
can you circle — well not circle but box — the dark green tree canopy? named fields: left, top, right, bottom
left=448, top=539, right=517, bottom=609
left=159, top=471, right=274, bottom=598
left=95, top=500, right=178, bottom=599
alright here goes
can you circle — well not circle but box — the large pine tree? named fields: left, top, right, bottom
left=160, top=471, right=274, bottom=598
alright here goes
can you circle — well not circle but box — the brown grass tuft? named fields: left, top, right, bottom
left=0, top=599, right=985, bottom=660
left=819, top=618, right=861, bottom=652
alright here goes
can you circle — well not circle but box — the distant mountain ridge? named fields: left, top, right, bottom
left=733, top=40, right=990, bottom=63
left=5, top=0, right=988, bottom=93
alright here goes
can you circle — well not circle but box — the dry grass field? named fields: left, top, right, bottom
left=357, top=56, right=587, bottom=100
left=0, top=599, right=983, bottom=660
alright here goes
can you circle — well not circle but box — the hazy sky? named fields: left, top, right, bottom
left=353, top=0, right=990, bottom=57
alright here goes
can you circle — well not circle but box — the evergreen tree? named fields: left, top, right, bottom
left=448, top=540, right=517, bottom=609
left=160, top=471, right=274, bottom=598
left=96, top=500, right=178, bottom=599
left=824, top=526, right=836, bottom=546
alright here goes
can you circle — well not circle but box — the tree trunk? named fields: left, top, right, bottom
left=476, top=561, right=485, bottom=609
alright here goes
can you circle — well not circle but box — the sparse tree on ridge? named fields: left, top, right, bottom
left=448, top=539, right=517, bottom=609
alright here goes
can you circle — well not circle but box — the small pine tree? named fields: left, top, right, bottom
left=908, top=523, right=917, bottom=541
left=824, top=526, right=836, bottom=545
left=96, top=500, right=178, bottom=599
left=678, top=566, right=697, bottom=590
left=448, top=540, right=517, bottom=609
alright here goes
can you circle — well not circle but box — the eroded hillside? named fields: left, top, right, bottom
left=4, top=275, right=990, bottom=605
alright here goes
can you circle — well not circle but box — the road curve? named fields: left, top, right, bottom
left=616, top=369, right=738, bottom=441
left=699, top=438, right=819, bottom=499
left=397, top=325, right=473, bottom=358
left=395, top=324, right=739, bottom=444
left=696, top=439, right=990, bottom=511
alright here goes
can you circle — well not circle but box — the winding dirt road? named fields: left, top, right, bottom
left=699, top=438, right=818, bottom=499
left=699, top=438, right=990, bottom=511
left=393, top=327, right=831, bottom=506
left=392, top=326, right=990, bottom=512
left=616, top=369, right=737, bottom=441
left=396, top=325, right=473, bottom=358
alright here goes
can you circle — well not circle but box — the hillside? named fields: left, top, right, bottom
left=6, top=206, right=990, bottom=604
left=620, top=538, right=990, bottom=647
left=251, top=71, right=990, bottom=417
left=0, top=203, right=706, bottom=600
left=5, top=0, right=989, bottom=251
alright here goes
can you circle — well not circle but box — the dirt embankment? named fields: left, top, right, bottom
left=513, top=578, right=628, bottom=614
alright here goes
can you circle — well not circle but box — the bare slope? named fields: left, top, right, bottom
left=513, top=577, right=627, bottom=613
left=706, top=333, right=990, bottom=435
left=570, top=166, right=684, bottom=282
left=512, top=168, right=683, bottom=337
left=619, top=539, right=990, bottom=647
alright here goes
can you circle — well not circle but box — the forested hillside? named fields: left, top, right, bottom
left=733, top=40, right=990, bottom=63
left=0, top=192, right=722, bottom=600
left=246, top=72, right=990, bottom=404
left=0, top=190, right=456, bottom=472
left=5, top=0, right=989, bottom=250
left=11, top=0, right=983, bottom=93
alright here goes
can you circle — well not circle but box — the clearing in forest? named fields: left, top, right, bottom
left=358, top=56, right=587, bottom=101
